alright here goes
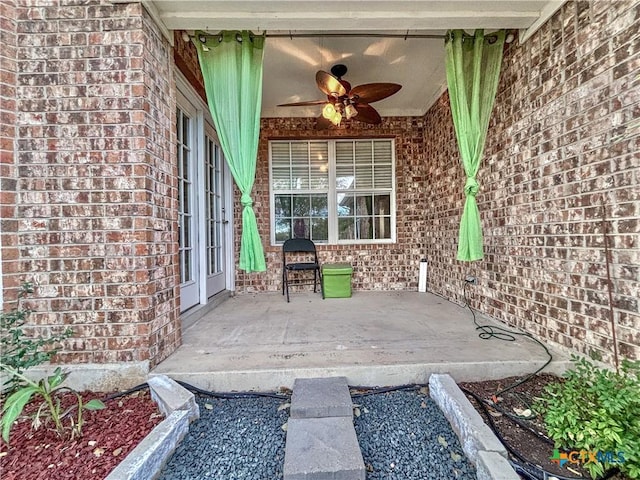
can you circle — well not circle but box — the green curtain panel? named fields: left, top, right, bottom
left=445, top=29, right=505, bottom=262
left=195, top=31, right=266, bottom=272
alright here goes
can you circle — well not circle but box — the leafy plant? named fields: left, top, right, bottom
left=534, top=355, right=640, bottom=479
left=0, top=282, right=72, bottom=392
left=1, top=365, right=105, bottom=444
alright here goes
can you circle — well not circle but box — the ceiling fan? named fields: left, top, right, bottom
left=277, top=64, right=402, bottom=129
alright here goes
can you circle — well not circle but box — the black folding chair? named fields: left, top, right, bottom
left=282, top=238, right=322, bottom=302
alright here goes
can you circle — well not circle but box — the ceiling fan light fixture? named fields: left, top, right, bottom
left=330, top=111, right=342, bottom=126
left=344, top=103, right=358, bottom=119
left=322, top=103, right=336, bottom=120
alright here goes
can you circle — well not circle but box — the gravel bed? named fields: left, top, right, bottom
left=158, top=388, right=476, bottom=480
left=157, top=394, right=289, bottom=479
left=353, top=389, right=477, bottom=479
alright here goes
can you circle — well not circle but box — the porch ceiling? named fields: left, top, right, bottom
left=148, top=0, right=564, bottom=117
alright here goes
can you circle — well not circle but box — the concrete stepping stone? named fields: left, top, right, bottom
left=290, top=376, right=353, bottom=419
left=284, top=377, right=365, bottom=480
left=284, top=417, right=365, bottom=480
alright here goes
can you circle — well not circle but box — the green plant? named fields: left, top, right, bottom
left=1, top=365, right=105, bottom=444
left=534, top=355, right=640, bottom=479
left=0, top=282, right=72, bottom=392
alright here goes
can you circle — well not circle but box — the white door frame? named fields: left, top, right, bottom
left=176, top=71, right=236, bottom=312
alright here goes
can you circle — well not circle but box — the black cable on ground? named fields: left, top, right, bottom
left=463, top=282, right=553, bottom=396
left=101, top=382, right=149, bottom=402
left=175, top=380, right=289, bottom=400
left=349, top=383, right=423, bottom=398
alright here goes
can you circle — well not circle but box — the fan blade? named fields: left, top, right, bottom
left=350, top=83, right=402, bottom=104
left=277, top=100, right=327, bottom=107
left=315, top=115, right=332, bottom=130
left=353, top=103, right=382, bottom=124
left=316, top=71, right=347, bottom=97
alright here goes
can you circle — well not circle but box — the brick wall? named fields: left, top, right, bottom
left=173, top=30, right=206, bottom=102
left=9, top=1, right=179, bottom=368
left=424, top=1, right=639, bottom=363
left=0, top=0, right=19, bottom=308
left=235, top=117, right=428, bottom=292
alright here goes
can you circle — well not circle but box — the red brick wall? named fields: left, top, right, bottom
left=235, top=117, right=428, bottom=292
left=9, top=2, right=180, bottom=367
left=0, top=0, right=19, bottom=308
left=173, top=30, right=206, bottom=102
left=424, top=1, right=639, bottom=363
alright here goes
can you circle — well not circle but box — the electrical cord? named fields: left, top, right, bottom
left=175, top=380, right=290, bottom=400
left=349, top=383, right=422, bottom=398
left=101, top=382, right=149, bottom=402
left=463, top=282, right=553, bottom=396
left=100, top=380, right=290, bottom=403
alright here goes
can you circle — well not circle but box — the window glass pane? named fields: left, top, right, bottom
left=292, top=196, right=310, bottom=217
left=272, top=167, right=291, bottom=190
left=336, top=142, right=354, bottom=189
left=355, top=141, right=373, bottom=189
left=292, top=218, right=309, bottom=238
left=357, top=217, right=374, bottom=240
left=311, top=217, right=328, bottom=241
left=311, top=195, right=328, bottom=216
left=373, top=140, right=392, bottom=162
left=373, top=163, right=392, bottom=188
left=274, top=195, right=291, bottom=217
left=356, top=195, right=372, bottom=216
left=275, top=218, right=291, bottom=242
left=291, top=166, right=309, bottom=189
left=374, top=195, right=391, bottom=215
left=309, top=142, right=329, bottom=189
left=337, top=194, right=353, bottom=216
left=338, top=217, right=355, bottom=240
left=375, top=216, right=392, bottom=239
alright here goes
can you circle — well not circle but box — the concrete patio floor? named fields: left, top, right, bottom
left=151, top=291, right=570, bottom=391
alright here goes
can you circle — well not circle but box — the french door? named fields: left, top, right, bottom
left=177, top=91, right=230, bottom=312
left=204, top=127, right=227, bottom=298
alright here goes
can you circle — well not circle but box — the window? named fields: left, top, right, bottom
left=270, top=139, right=395, bottom=244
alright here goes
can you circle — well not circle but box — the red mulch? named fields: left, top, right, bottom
left=0, top=389, right=163, bottom=480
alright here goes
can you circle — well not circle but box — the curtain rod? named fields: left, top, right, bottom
left=185, top=31, right=446, bottom=41
left=186, top=31, right=513, bottom=42
left=264, top=32, right=447, bottom=39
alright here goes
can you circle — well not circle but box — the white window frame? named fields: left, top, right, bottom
left=269, top=139, right=396, bottom=246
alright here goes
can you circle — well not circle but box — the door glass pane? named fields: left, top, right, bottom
left=206, top=137, right=224, bottom=277
left=177, top=107, right=194, bottom=284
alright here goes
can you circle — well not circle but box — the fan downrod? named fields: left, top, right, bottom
left=330, top=64, right=348, bottom=78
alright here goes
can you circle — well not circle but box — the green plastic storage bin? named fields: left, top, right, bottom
left=322, top=263, right=353, bottom=298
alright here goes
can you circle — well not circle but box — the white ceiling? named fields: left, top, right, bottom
left=148, top=1, right=565, bottom=118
